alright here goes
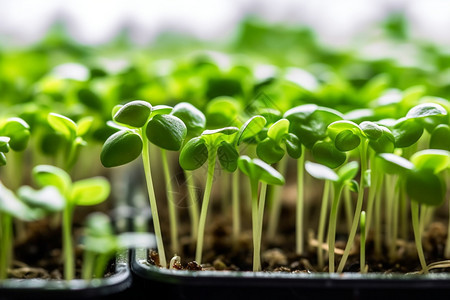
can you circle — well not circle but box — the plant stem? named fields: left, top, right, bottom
left=257, top=183, right=268, bottom=248
left=141, top=129, right=167, bottom=267
left=62, top=205, right=74, bottom=280
left=411, top=202, right=428, bottom=274
left=399, top=187, right=408, bottom=240
left=267, top=155, right=288, bottom=242
left=317, top=180, right=331, bottom=270
left=337, top=140, right=368, bottom=273
left=360, top=211, right=366, bottom=274
left=296, top=147, right=305, bottom=255
left=185, top=170, right=199, bottom=241
left=385, top=175, right=395, bottom=247
left=161, top=149, right=179, bottom=254
left=82, top=250, right=95, bottom=280
left=328, top=184, right=344, bottom=273
left=343, top=186, right=353, bottom=235
left=94, top=253, right=113, bottom=278
left=195, top=146, right=217, bottom=264
left=389, top=180, right=400, bottom=262
left=374, top=177, right=383, bottom=258
left=250, top=180, right=261, bottom=271
left=0, top=213, right=12, bottom=280
left=232, top=170, right=240, bottom=246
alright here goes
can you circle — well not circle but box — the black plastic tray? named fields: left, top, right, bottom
left=0, top=249, right=131, bottom=300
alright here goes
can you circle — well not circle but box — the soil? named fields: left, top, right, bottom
left=147, top=194, right=450, bottom=274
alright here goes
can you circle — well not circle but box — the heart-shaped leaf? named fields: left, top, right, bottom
left=368, top=126, right=395, bottom=153
left=406, top=103, right=447, bottom=119
left=48, top=113, right=77, bottom=140
left=205, top=96, right=240, bottom=128
left=76, top=116, right=94, bottom=137
left=430, top=124, right=450, bottom=151
left=179, top=137, right=208, bottom=170
left=101, top=130, right=143, bottom=168
left=335, top=130, right=361, bottom=152
left=171, top=102, right=206, bottom=138
left=337, top=161, right=360, bottom=183
left=312, top=141, right=346, bottom=169
left=70, top=177, right=111, bottom=206
left=237, top=115, right=266, bottom=145
left=238, top=156, right=285, bottom=186
left=113, top=100, right=152, bottom=128
left=410, top=149, right=450, bottom=174
left=392, top=117, right=423, bottom=148
left=18, top=186, right=65, bottom=212
left=256, top=137, right=285, bottom=164
left=218, top=141, right=239, bottom=172
left=283, top=133, right=302, bottom=159
left=377, top=153, right=414, bottom=175
left=0, top=118, right=30, bottom=151
left=359, top=121, right=383, bottom=140
left=146, top=114, right=187, bottom=151
left=267, top=119, right=289, bottom=143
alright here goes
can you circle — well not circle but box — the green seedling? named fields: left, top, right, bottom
left=47, top=113, right=93, bottom=171
left=378, top=149, right=450, bottom=273
left=0, top=137, right=11, bottom=167
left=284, top=104, right=343, bottom=255
left=305, top=161, right=359, bottom=272
left=147, top=113, right=187, bottom=254
left=32, top=165, right=110, bottom=280
left=101, top=100, right=176, bottom=268
left=360, top=211, right=367, bottom=274
left=179, top=126, right=238, bottom=265
left=170, top=102, right=207, bottom=242
left=82, top=212, right=154, bottom=280
left=238, top=155, right=285, bottom=271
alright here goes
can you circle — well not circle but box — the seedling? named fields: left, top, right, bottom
left=179, top=126, right=239, bottom=264
left=101, top=100, right=175, bottom=268
left=238, top=155, right=285, bottom=271
left=31, top=165, right=110, bottom=280
left=378, top=149, right=450, bottom=273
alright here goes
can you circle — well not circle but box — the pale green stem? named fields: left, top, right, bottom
left=385, top=175, right=395, bottom=247
left=63, top=205, right=74, bottom=280
left=221, top=172, right=230, bottom=213
left=267, top=155, right=288, bottom=241
left=185, top=170, right=199, bottom=241
left=389, top=181, right=400, bottom=262
left=317, top=180, right=331, bottom=270
left=399, top=187, right=408, bottom=240
left=94, top=252, right=113, bottom=278
left=360, top=211, right=366, bottom=274
left=296, top=146, right=305, bottom=255
left=82, top=250, right=95, bottom=280
left=411, top=202, right=428, bottom=273
left=374, top=176, right=383, bottom=258
left=195, top=146, right=217, bottom=264
left=0, top=213, right=12, bottom=280
left=161, top=149, right=179, bottom=254
left=343, top=186, right=353, bottom=235
left=328, top=184, right=344, bottom=273
left=141, top=129, right=167, bottom=267
left=337, top=140, right=368, bottom=273
left=257, top=183, right=268, bottom=246
left=251, top=180, right=261, bottom=271
left=232, top=170, right=240, bottom=246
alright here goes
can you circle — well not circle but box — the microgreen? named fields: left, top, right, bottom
left=238, top=156, right=284, bottom=271
left=32, top=165, right=110, bottom=280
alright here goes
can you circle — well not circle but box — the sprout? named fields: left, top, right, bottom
left=238, top=156, right=285, bottom=271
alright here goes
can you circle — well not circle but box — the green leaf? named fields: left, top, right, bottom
left=0, top=152, right=6, bottom=166
left=171, top=102, right=206, bottom=138
left=337, top=161, right=360, bottom=183
left=48, top=113, right=77, bottom=140
left=368, top=126, right=395, bottom=153
left=392, top=117, right=423, bottom=148
left=256, top=137, right=284, bottom=164
left=217, top=141, right=239, bottom=172
left=305, top=161, right=339, bottom=181
left=406, top=103, right=447, bottom=119
left=0, top=181, right=34, bottom=220
left=32, top=165, right=72, bottom=195
left=201, top=127, right=239, bottom=147
left=151, top=105, right=173, bottom=116
left=359, top=121, right=383, bottom=140
left=101, top=130, right=143, bottom=168
left=406, top=169, right=446, bottom=206
left=237, top=115, right=266, bottom=145
left=267, top=119, right=289, bottom=142
left=146, top=114, right=187, bottom=151
left=0, top=136, right=10, bottom=153
left=205, top=96, right=240, bottom=128
left=410, top=149, right=450, bottom=174
left=335, top=130, right=361, bottom=152
left=238, top=156, right=285, bottom=185
left=312, top=141, right=346, bottom=169
left=113, top=100, right=152, bottom=128
left=70, top=177, right=111, bottom=206
left=18, top=186, right=65, bottom=212
left=0, top=118, right=30, bottom=151
left=327, top=120, right=363, bottom=141
left=430, top=124, right=450, bottom=151
left=348, top=179, right=359, bottom=193
left=283, top=133, right=302, bottom=159
left=179, top=137, right=208, bottom=170
left=76, top=116, right=94, bottom=137
left=377, top=153, right=414, bottom=175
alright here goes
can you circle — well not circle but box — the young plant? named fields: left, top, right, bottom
left=378, top=149, right=449, bottom=273
left=147, top=113, right=187, bottom=254
left=179, top=126, right=239, bottom=265
left=31, top=165, right=110, bottom=280
left=237, top=155, right=285, bottom=271
left=284, top=104, right=343, bottom=255
left=305, top=161, right=359, bottom=272
left=170, top=102, right=207, bottom=242
left=101, top=100, right=174, bottom=267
